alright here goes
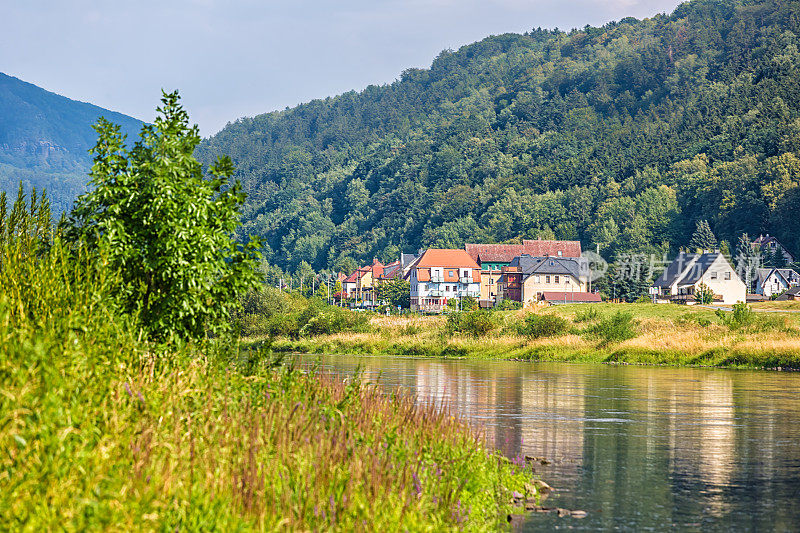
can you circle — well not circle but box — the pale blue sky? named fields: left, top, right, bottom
left=1, top=0, right=682, bottom=136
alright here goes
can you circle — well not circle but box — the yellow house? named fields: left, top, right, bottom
left=499, top=255, right=592, bottom=304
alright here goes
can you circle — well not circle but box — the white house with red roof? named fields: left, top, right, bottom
left=410, top=249, right=481, bottom=312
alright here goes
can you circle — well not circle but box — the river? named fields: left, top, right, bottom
left=300, top=355, right=800, bottom=531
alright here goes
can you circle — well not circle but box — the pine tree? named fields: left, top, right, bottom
left=689, top=220, right=718, bottom=252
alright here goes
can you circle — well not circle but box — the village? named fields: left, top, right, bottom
left=337, top=235, right=800, bottom=312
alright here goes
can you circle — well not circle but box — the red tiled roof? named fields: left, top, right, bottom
left=417, top=249, right=480, bottom=269
left=465, top=243, right=525, bottom=263
left=541, top=291, right=601, bottom=303
left=344, top=272, right=358, bottom=283
left=413, top=249, right=481, bottom=283
left=522, top=240, right=582, bottom=258
left=465, top=240, right=582, bottom=264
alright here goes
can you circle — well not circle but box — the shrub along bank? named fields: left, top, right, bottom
left=263, top=304, right=800, bottom=370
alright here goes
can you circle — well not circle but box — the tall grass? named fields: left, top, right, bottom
left=1, top=229, right=532, bottom=530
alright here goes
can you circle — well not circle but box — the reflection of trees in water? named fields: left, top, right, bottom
left=309, top=356, right=800, bottom=529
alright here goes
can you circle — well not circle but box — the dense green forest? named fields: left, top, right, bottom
left=196, top=0, right=800, bottom=275
left=0, top=72, right=143, bottom=214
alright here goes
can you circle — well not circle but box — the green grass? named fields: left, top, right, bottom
left=0, top=237, right=537, bottom=530
left=259, top=303, right=800, bottom=370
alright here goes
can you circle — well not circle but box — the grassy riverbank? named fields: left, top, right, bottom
left=1, top=241, right=537, bottom=531
left=265, top=303, right=800, bottom=370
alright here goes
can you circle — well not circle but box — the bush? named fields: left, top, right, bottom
left=446, top=310, right=497, bottom=336
left=299, top=306, right=369, bottom=336
left=573, top=307, right=600, bottom=323
left=695, top=283, right=715, bottom=305
left=519, top=314, right=570, bottom=338
left=589, top=311, right=638, bottom=344
left=716, top=302, right=755, bottom=329
left=497, top=299, right=522, bottom=311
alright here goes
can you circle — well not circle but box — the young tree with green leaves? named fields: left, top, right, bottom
left=69, top=91, right=261, bottom=340
left=695, top=283, right=715, bottom=305
left=376, top=277, right=410, bottom=308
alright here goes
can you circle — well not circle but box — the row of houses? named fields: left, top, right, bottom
left=339, top=236, right=798, bottom=311
left=340, top=239, right=600, bottom=311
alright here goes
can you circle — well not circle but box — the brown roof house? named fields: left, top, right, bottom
left=496, top=255, right=594, bottom=305
left=409, top=249, right=481, bottom=312
left=465, top=239, right=582, bottom=304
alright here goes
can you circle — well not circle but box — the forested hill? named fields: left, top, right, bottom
left=0, top=72, right=143, bottom=213
left=197, top=0, right=800, bottom=275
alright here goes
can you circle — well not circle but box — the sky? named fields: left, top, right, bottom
left=1, top=0, right=683, bottom=136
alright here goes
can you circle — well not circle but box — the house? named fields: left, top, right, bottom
left=379, top=260, right=403, bottom=281
left=652, top=252, right=746, bottom=305
left=496, top=255, right=592, bottom=305
left=776, top=286, right=800, bottom=301
left=342, top=271, right=358, bottom=299
left=343, top=259, right=384, bottom=306
left=409, top=249, right=481, bottom=312
left=753, top=234, right=795, bottom=263
left=755, top=268, right=800, bottom=298
left=465, top=239, right=582, bottom=303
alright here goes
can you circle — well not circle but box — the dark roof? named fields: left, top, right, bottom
left=653, top=252, right=698, bottom=288
left=757, top=268, right=799, bottom=286
left=680, top=253, right=720, bottom=285
left=509, top=255, right=588, bottom=280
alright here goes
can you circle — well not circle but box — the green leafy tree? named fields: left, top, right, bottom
left=376, top=277, right=410, bottom=308
left=695, top=283, right=715, bottom=305
left=69, top=91, right=261, bottom=340
left=689, top=220, right=718, bottom=252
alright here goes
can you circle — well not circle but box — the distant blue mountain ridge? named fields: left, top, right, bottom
left=0, top=72, right=144, bottom=214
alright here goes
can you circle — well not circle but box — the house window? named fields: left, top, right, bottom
left=724, top=272, right=731, bottom=280
left=489, top=278, right=494, bottom=285
left=558, top=251, right=563, bottom=257
left=555, top=275, right=560, bottom=284
left=535, top=275, right=540, bottom=283
left=710, top=272, right=717, bottom=280
left=546, top=275, right=551, bottom=284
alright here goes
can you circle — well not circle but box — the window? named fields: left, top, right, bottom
left=489, top=278, right=494, bottom=285
left=557, top=251, right=563, bottom=257
left=555, top=275, right=560, bottom=284
left=546, top=275, right=551, bottom=283
left=710, top=271, right=717, bottom=280
left=724, top=272, right=731, bottom=280
left=535, top=275, right=540, bottom=283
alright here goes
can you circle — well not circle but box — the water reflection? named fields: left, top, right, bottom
left=303, top=356, right=800, bottom=531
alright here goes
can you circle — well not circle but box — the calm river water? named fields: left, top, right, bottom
left=300, top=355, right=800, bottom=531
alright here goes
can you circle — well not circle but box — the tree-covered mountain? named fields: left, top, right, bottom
left=0, top=72, right=143, bottom=213
left=197, top=0, right=800, bottom=275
